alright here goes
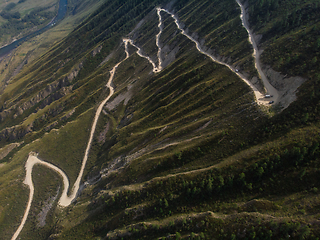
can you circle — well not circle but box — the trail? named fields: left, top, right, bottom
left=158, top=8, right=267, bottom=105
left=122, top=8, right=164, bottom=73
left=11, top=39, right=131, bottom=240
left=156, top=8, right=164, bottom=71
left=12, top=16, right=167, bottom=238
left=11, top=154, right=69, bottom=240
left=124, top=38, right=161, bottom=73
left=12, top=24, right=167, bottom=238
left=235, top=0, right=279, bottom=104
left=13, top=4, right=278, bottom=239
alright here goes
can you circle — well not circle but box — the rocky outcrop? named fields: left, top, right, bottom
left=0, top=60, right=83, bottom=123
left=264, top=66, right=305, bottom=109
left=67, top=62, right=82, bottom=82
left=0, top=124, right=33, bottom=141
left=0, top=109, right=11, bottom=122
left=39, top=86, right=73, bottom=109
left=0, top=142, right=22, bottom=161
left=44, top=121, right=58, bottom=132
left=60, top=108, right=76, bottom=122
left=12, top=78, right=72, bottom=119
left=92, top=45, right=103, bottom=57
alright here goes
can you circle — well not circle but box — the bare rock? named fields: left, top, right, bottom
left=92, top=45, right=103, bottom=57
left=0, top=123, right=33, bottom=141
left=264, top=66, right=305, bottom=109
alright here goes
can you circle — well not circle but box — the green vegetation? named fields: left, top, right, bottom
left=0, top=0, right=56, bottom=45
left=0, top=0, right=320, bottom=239
left=247, top=0, right=320, bottom=78
left=171, top=0, right=260, bottom=82
left=18, top=164, right=61, bottom=240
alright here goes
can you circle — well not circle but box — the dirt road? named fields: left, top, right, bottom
left=235, top=0, right=279, bottom=105
left=11, top=39, right=131, bottom=240
left=12, top=4, right=278, bottom=238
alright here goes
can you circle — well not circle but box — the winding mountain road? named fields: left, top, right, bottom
left=124, top=38, right=162, bottom=73
left=160, top=7, right=277, bottom=105
left=12, top=39, right=131, bottom=240
left=156, top=8, right=164, bottom=71
left=12, top=23, right=166, bottom=239
left=235, top=0, right=279, bottom=104
left=13, top=3, right=277, bottom=239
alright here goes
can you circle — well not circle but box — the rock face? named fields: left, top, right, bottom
left=37, top=187, right=60, bottom=228
left=0, top=61, right=83, bottom=141
left=0, top=142, right=22, bottom=161
left=0, top=124, right=33, bottom=141
left=264, top=66, right=305, bottom=109
left=161, top=45, right=180, bottom=69
left=17, top=78, right=71, bottom=117
left=60, top=108, right=76, bottom=122
left=92, top=45, right=103, bottom=57
left=44, top=121, right=59, bottom=132
left=0, top=60, right=83, bottom=123
left=0, top=110, right=11, bottom=122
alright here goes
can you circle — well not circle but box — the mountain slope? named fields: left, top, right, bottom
left=0, top=0, right=320, bottom=239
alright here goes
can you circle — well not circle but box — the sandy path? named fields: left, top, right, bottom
left=124, top=9, right=164, bottom=73
left=11, top=40, right=131, bottom=240
left=12, top=26, right=166, bottom=238
left=124, top=38, right=161, bottom=73
left=12, top=4, right=279, bottom=238
left=11, top=154, right=70, bottom=240
left=156, top=8, right=164, bottom=71
left=159, top=8, right=273, bottom=106
left=59, top=39, right=130, bottom=206
left=235, top=0, right=279, bottom=104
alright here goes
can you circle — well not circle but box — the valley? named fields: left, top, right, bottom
left=0, top=0, right=320, bottom=239
left=0, top=0, right=67, bottom=58
left=12, top=5, right=272, bottom=237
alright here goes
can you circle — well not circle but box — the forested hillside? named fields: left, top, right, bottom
left=0, top=0, right=320, bottom=239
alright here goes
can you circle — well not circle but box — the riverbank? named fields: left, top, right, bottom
left=0, top=0, right=67, bottom=58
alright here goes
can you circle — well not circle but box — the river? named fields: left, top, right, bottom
left=0, top=0, right=67, bottom=58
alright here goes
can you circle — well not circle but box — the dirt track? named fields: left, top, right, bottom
left=12, top=4, right=279, bottom=239
left=235, top=0, right=279, bottom=105
left=161, top=7, right=277, bottom=106
left=11, top=39, right=131, bottom=240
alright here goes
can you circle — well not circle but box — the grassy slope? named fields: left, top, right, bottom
left=54, top=0, right=320, bottom=239
left=0, top=0, right=104, bottom=92
left=0, top=0, right=57, bottom=45
left=244, top=0, right=320, bottom=99
left=0, top=0, right=320, bottom=239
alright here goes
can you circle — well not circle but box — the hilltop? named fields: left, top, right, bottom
left=0, top=0, right=320, bottom=239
